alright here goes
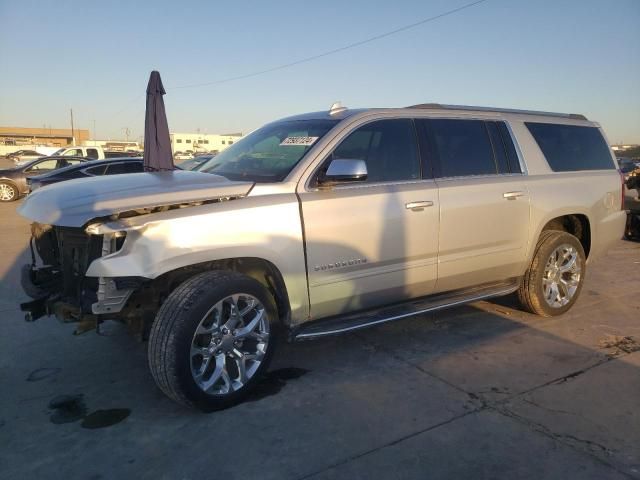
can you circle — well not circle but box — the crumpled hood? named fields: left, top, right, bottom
left=18, top=170, right=254, bottom=227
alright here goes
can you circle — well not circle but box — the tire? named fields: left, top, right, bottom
left=148, top=270, right=278, bottom=411
left=625, top=213, right=640, bottom=241
left=517, top=230, right=586, bottom=317
left=0, top=181, right=18, bottom=202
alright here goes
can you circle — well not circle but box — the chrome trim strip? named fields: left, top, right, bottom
left=295, top=284, right=519, bottom=339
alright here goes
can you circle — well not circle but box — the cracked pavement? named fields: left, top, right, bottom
left=0, top=194, right=639, bottom=479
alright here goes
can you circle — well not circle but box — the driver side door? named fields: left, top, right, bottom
left=298, top=118, right=440, bottom=320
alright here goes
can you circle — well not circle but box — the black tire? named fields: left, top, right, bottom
left=0, top=181, right=19, bottom=202
left=517, top=230, right=586, bottom=317
left=148, top=270, right=278, bottom=411
left=625, top=213, right=640, bottom=241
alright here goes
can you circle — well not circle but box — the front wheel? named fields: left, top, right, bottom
left=148, top=271, right=277, bottom=411
left=0, top=182, right=18, bottom=202
left=517, top=230, right=586, bottom=317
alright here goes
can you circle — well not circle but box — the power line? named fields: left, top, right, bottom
left=104, top=0, right=489, bottom=127
left=170, top=0, right=489, bottom=90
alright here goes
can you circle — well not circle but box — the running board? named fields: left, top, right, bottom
left=291, top=279, right=520, bottom=341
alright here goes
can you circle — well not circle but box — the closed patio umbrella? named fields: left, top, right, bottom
left=143, top=71, right=174, bottom=171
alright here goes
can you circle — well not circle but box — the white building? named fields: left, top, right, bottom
left=82, top=139, right=142, bottom=151
left=170, top=132, right=242, bottom=154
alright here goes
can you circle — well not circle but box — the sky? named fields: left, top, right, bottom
left=0, top=0, right=638, bottom=144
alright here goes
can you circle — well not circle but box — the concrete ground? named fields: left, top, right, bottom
left=0, top=181, right=639, bottom=479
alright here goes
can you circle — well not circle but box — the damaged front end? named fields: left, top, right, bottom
left=21, top=222, right=137, bottom=334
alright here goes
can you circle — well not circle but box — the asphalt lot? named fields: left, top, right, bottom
left=0, top=176, right=639, bottom=479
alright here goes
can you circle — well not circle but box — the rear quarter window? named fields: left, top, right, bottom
left=525, top=122, right=614, bottom=172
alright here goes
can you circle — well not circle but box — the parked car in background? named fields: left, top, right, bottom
left=618, top=157, right=640, bottom=180
left=51, top=146, right=105, bottom=159
left=178, top=154, right=214, bottom=171
left=0, top=156, right=87, bottom=201
left=174, top=151, right=193, bottom=161
left=8, top=150, right=45, bottom=164
left=27, top=157, right=145, bottom=192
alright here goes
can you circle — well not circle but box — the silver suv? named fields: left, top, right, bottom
left=19, top=103, right=626, bottom=410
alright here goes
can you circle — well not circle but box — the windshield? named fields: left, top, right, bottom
left=198, top=119, right=338, bottom=182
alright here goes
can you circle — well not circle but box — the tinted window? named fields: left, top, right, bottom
left=428, top=119, right=497, bottom=177
left=526, top=122, right=614, bottom=172
left=329, top=119, right=420, bottom=183
left=105, top=162, right=143, bottom=175
left=84, top=165, right=107, bottom=175
left=486, top=122, right=509, bottom=174
left=86, top=148, right=99, bottom=159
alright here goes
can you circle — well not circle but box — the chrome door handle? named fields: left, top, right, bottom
left=405, top=201, right=434, bottom=210
left=503, top=191, right=525, bottom=200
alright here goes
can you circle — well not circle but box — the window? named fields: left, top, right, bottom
left=26, top=159, right=58, bottom=171
left=222, top=140, right=226, bottom=145
left=63, top=148, right=82, bottom=157
left=84, top=165, right=107, bottom=176
left=525, top=122, right=614, bottom=172
left=328, top=119, right=420, bottom=183
left=186, top=139, right=191, bottom=144
left=204, top=140, right=209, bottom=144
left=176, top=139, right=183, bottom=144
left=199, top=119, right=337, bottom=182
left=56, top=159, right=83, bottom=169
left=86, top=148, right=99, bottom=159
left=427, top=119, right=497, bottom=177
left=105, top=162, right=143, bottom=175
left=229, top=141, right=233, bottom=145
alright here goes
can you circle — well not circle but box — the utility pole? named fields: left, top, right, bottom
left=93, top=119, right=97, bottom=144
left=122, top=127, right=131, bottom=142
left=70, top=108, right=75, bottom=146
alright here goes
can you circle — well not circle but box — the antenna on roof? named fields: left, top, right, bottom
left=329, top=101, right=347, bottom=115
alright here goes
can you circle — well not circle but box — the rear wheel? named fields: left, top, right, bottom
left=148, top=270, right=277, bottom=411
left=518, top=230, right=586, bottom=317
left=0, top=182, right=18, bottom=202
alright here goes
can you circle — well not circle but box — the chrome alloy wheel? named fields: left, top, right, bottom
left=0, top=183, right=16, bottom=201
left=542, top=244, right=582, bottom=308
left=190, top=294, right=269, bottom=395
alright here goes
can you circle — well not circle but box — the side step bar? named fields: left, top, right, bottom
left=291, top=279, right=520, bottom=341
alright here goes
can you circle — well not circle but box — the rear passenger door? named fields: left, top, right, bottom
left=417, top=118, right=530, bottom=292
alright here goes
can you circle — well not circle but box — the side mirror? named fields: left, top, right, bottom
left=318, top=159, right=367, bottom=186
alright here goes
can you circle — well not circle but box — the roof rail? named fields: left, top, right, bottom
left=406, top=103, right=587, bottom=121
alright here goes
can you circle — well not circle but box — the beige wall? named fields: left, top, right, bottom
left=0, top=126, right=90, bottom=147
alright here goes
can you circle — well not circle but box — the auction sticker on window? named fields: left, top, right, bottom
left=280, top=136, right=319, bottom=146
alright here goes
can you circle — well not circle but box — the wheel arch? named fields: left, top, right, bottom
left=540, top=213, right=591, bottom=258
left=148, top=257, right=293, bottom=326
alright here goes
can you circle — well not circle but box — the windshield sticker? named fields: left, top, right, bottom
left=280, top=136, right=319, bottom=146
